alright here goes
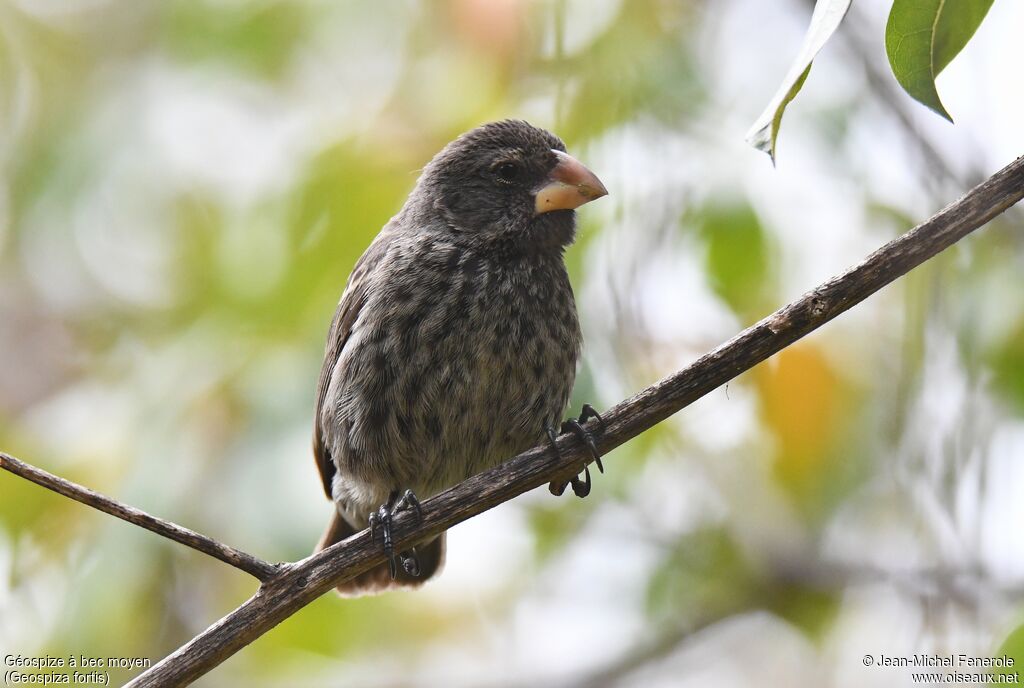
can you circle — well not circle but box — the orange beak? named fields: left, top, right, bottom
left=534, top=150, right=608, bottom=214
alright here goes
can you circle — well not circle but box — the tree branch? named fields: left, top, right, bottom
left=2, top=154, right=1022, bottom=687
left=0, top=452, right=280, bottom=582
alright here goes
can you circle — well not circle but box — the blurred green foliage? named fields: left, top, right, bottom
left=994, top=621, right=1024, bottom=683
left=645, top=526, right=754, bottom=626
left=988, top=321, right=1024, bottom=414
left=695, top=201, right=775, bottom=321
left=162, top=1, right=309, bottom=78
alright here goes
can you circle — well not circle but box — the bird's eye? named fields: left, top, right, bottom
left=494, top=161, right=521, bottom=183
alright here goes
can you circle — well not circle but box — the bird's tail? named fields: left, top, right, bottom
left=315, top=510, right=445, bottom=597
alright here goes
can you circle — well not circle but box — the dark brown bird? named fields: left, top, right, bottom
left=313, top=120, right=607, bottom=596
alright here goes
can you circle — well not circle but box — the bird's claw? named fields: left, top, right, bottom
left=368, top=489, right=423, bottom=579
left=577, top=404, right=605, bottom=470
left=393, top=488, right=422, bottom=518
left=545, top=404, right=605, bottom=498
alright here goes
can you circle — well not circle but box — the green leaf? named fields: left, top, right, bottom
left=696, top=202, right=775, bottom=320
left=987, top=320, right=1024, bottom=415
left=645, top=527, right=754, bottom=624
left=992, top=621, right=1024, bottom=682
left=885, top=0, right=995, bottom=122
left=767, top=585, right=841, bottom=642
left=528, top=503, right=584, bottom=563
left=745, top=0, right=852, bottom=163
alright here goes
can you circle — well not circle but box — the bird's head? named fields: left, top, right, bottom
left=415, top=120, right=607, bottom=252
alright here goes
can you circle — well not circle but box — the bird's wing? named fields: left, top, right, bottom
left=313, top=231, right=392, bottom=499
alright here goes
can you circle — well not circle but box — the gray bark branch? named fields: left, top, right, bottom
left=0, top=452, right=280, bottom=582
left=2, top=154, right=1022, bottom=687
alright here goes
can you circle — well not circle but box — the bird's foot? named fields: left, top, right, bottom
left=368, top=489, right=423, bottom=579
left=545, top=404, right=606, bottom=498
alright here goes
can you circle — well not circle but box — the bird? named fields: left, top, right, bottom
left=312, top=119, right=608, bottom=596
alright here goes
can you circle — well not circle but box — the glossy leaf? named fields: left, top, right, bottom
left=745, top=0, right=852, bottom=162
left=885, top=0, right=995, bottom=121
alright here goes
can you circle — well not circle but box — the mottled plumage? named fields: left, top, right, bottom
left=313, top=120, right=605, bottom=595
